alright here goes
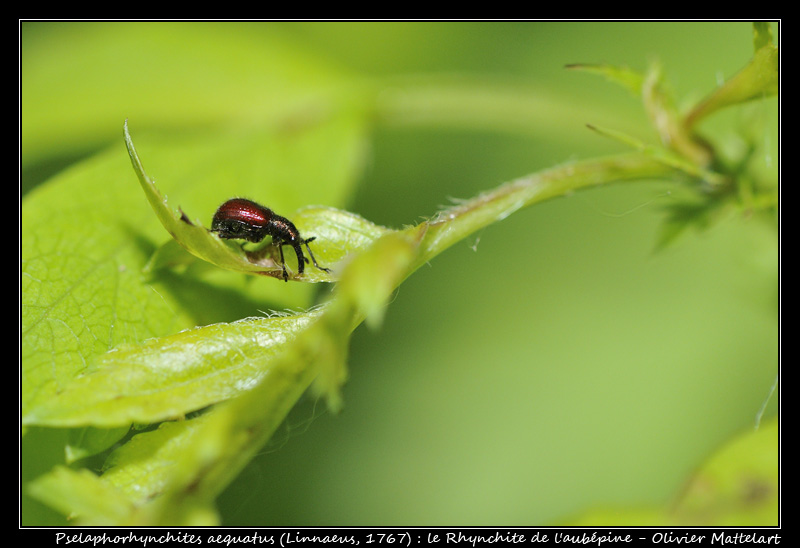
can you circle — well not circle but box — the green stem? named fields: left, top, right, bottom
left=414, top=152, right=675, bottom=268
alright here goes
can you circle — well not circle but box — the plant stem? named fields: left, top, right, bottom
left=415, top=152, right=675, bottom=268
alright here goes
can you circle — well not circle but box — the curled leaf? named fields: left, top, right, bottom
left=124, top=121, right=284, bottom=278
left=125, top=121, right=384, bottom=283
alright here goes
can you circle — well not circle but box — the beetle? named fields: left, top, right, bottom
left=211, top=197, right=330, bottom=282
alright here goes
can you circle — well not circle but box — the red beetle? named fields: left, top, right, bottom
left=211, top=198, right=330, bottom=282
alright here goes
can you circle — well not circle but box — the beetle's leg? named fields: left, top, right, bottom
left=302, top=237, right=331, bottom=273
left=291, top=243, right=306, bottom=276
left=278, top=244, right=289, bottom=282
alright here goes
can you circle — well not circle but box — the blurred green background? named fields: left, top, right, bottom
left=21, top=21, right=778, bottom=525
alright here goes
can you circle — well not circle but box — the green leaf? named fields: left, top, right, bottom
left=752, top=22, right=774, bottom=51
left=65, top=426, right=131, bottom=464
left=23, top=97, right=370, bottom=425
left=22, top=311, right=320, bottom=427
left=52, top=231, right=424, bottom=524
left=673, top=417, right=779, bottom=525
left=101, top=417, right=216, bottom=506
left=28, top=464, right=219, bottom=526
left=563, top=417, right=778, bottom=526
left=21, top=22, right=363, bottom=167
left=122, top=120, right=274, bottom=278
left=27, top=466, right=137, bottom=525
left=22, top=146, right=188, bottom=424
left=569, top=61, right=716, bottom=168
left=124, top=121, right=376, bottom=283
left=654, top=194, right=728, bottom=251
left=685, top=23, right=778, bottom=128
left=23, top=126, right=389, bottom=428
